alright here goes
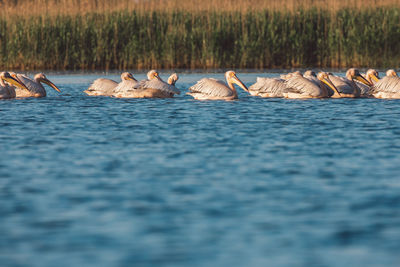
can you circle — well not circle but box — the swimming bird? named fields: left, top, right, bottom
left=113, top=70, right=179, bottom=98
left=282, top=72, right=338, bottom=99
left=356, top=69, right=380, bottom=96
left=328, top=68, right=371, bottom=98
left=0, top=72, right=28, bottom=99
left=369, top=69, right=400, bottom=99
left=84, top=72, right=137, bottom=96
left=187, top=71, right=248, bottom=100
left=303, top=70, right=339, bottom=97
left=248, top=77, right=287, bottom=97
left=12, top=73, right=60, bottom=98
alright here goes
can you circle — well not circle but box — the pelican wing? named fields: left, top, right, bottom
left=328, top=75, right=354, bottom=94
left=355, top=80, right=371, bottom=95
left=249, top=77, right=287, bottom=96
left=15, top=74, right=42, bottom=92
left=113, top=80, right=138, bottom=93
left=134, top=79, right=180, bottom=95
left=87, top=78, right=118, bottom=93
left=304, top=75, right=320, bottom=87
left=284, top=76, right=322, bottom=96
left=189, top=78, right=234, bottom=97
left=370, top=76, right=400, bottom=94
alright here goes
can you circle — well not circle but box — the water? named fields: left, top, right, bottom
left=1, top=72, right=400, bottom=267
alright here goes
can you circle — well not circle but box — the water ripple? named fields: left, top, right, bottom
left=0, top=73, right=400, bottom=267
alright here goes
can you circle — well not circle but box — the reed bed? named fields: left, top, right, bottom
left=1, top=8, right=400, bottom=70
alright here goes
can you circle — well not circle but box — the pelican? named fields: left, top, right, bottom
left=282, top=72, right=338, bottom=99
left=113, top=70, right=179, bottom=98
left=328, top=68, right=371, bottom=98
left=84, top=72, right=136, bottom=96
left=187, top=70, right=248, bottom=100
left=369, top=69, right=400, bottom=99
left=248, top=77, right=287, bottom=98
left=0, top=72, right=28, bottom=99
left=12, top=73, right=60, bottom=98
left=356, top=69, right=380, bottom=96
left=303, top=70, right=338, bottom=97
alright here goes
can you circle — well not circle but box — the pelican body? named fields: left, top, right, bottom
left=188, top=71, right=248, bottom=100
left=13, top=73, right=60, bottom=98
left=0, top=72, right=28, bottom=99
left=282, top=72, right=337, bottom=99
left=370, top=69, right=400, bottom=99
left=84, top=72, right=136, bottom=96
left=328, top=69, right=371, bottom=98
left=113, top=70, right=179, bottom=98
left=249, top=77, right=287, bottom=97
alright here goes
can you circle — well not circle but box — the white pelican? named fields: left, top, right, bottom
left=12, top=73, right=60, bottom=98
left=113, top=70, right=179, bottom=98
left=355, top=69, right=380, bottom=96
left=132, top=71, right=180, bottom=98
left=369, top=69, right=400, bottom=99
left=328, top=68, right=371, bottom=98
left=84, top=72, right=137, bottom=96
left=187, top=70, right=248, bottom=100
left=303, top=70, right=339, bottom=97
left=0, top=72, right=28, bottom=99
left=248, top=77, right=287, bottom=97
left=282, top=72, right=337, bottom=98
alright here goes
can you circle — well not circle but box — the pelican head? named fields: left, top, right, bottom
left=0, top=71, right=28, bottom=90
left=167, top=73, right=179, bottom=86
left=34, top=73, right=61, bottom=92
left=346, top=68, right=371, bottom=86
left=304, top=70, right=316, bottom=77
left=386, top=69, right=398, bottom=77
left=317, top=72, right=341, bottom=96
left=121, top=72, right=137, bottom=82
left=366, top=69, right=380, bottom=83
left=147, top=70, right=161, bottom=80
left=225, top=70, right=248, bottom=92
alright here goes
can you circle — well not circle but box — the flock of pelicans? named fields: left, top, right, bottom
left=1, top=68, right=400, bottom=100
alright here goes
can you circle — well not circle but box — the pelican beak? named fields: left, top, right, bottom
left=127, top=74, right=137, bottom=82
left=370, top=73, right=380, bottom=83
left=4, top=76, right=29, bottom=91
left=322, top=77, right=341, bottom=96
left=354, top=74, right=372, bottom=86
left=232, top=75, right=249, bottom=92
left=41, top=77, right=61, bottom=92
left=154, top=73, right=162, bottom=81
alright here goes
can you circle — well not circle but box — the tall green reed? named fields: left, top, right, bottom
left=0, top=8, right=399, bottom=70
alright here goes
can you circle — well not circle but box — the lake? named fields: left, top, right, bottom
left=1, top=71, right=400, bottom=266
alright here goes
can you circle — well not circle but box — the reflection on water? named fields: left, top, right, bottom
left=1, top=72, right=400, bottom=266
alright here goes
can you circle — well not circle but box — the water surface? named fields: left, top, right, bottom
left=1, top=72, right=400, bottom=267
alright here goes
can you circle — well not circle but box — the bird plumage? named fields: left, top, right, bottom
left=248, top=77, right=287, bottom=97
left=189, top=78, right=234, bottom=97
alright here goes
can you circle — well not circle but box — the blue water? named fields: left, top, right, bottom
left=1, top=72, right=400, bottom=267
